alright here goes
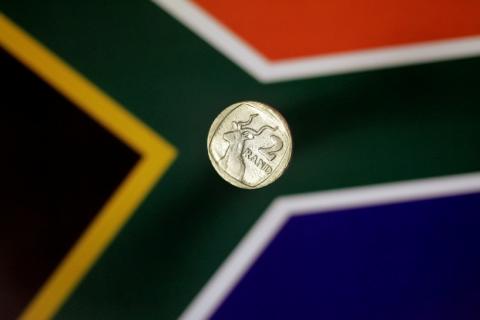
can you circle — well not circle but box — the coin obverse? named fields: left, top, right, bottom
left=207, top=101, right=292, bottom=189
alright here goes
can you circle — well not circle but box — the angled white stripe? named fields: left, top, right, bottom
left=267, top=37, right=480, bottom=82
left=180, top=172, right=480, bottom=320
left=153, top=0, right=480, bottom=83
left=153, top=0, right=270, bottom=81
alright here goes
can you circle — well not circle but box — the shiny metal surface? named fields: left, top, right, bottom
left=207, top=101, right=292, bottom=189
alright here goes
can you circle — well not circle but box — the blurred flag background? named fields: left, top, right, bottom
left=1, top=1, right=480, bottom=319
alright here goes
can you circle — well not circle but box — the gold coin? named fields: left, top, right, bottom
left=207, top=101, right=292, bottom=189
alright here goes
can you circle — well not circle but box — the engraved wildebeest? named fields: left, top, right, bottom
left=219, top=114, right=276, bottom=181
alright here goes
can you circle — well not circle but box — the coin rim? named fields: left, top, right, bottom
left=207, top=101, right=292, bottom=189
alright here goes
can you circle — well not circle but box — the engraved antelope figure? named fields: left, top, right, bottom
left=220, top=114, right=277, bottom=181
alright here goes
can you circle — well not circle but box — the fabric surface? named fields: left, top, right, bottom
left=1, top=1, right=479, bottom=319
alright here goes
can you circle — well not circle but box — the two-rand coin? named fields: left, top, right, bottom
left=207, top=101, right=292, bottom=189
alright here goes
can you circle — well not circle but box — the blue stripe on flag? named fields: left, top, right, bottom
left=212, top=192, right=480, bottom=320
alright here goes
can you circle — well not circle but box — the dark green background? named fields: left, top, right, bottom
left=1, top=1, right=479, bottom=319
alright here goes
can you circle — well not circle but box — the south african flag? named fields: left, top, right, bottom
left=1, top=1, right=480, bottom=319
